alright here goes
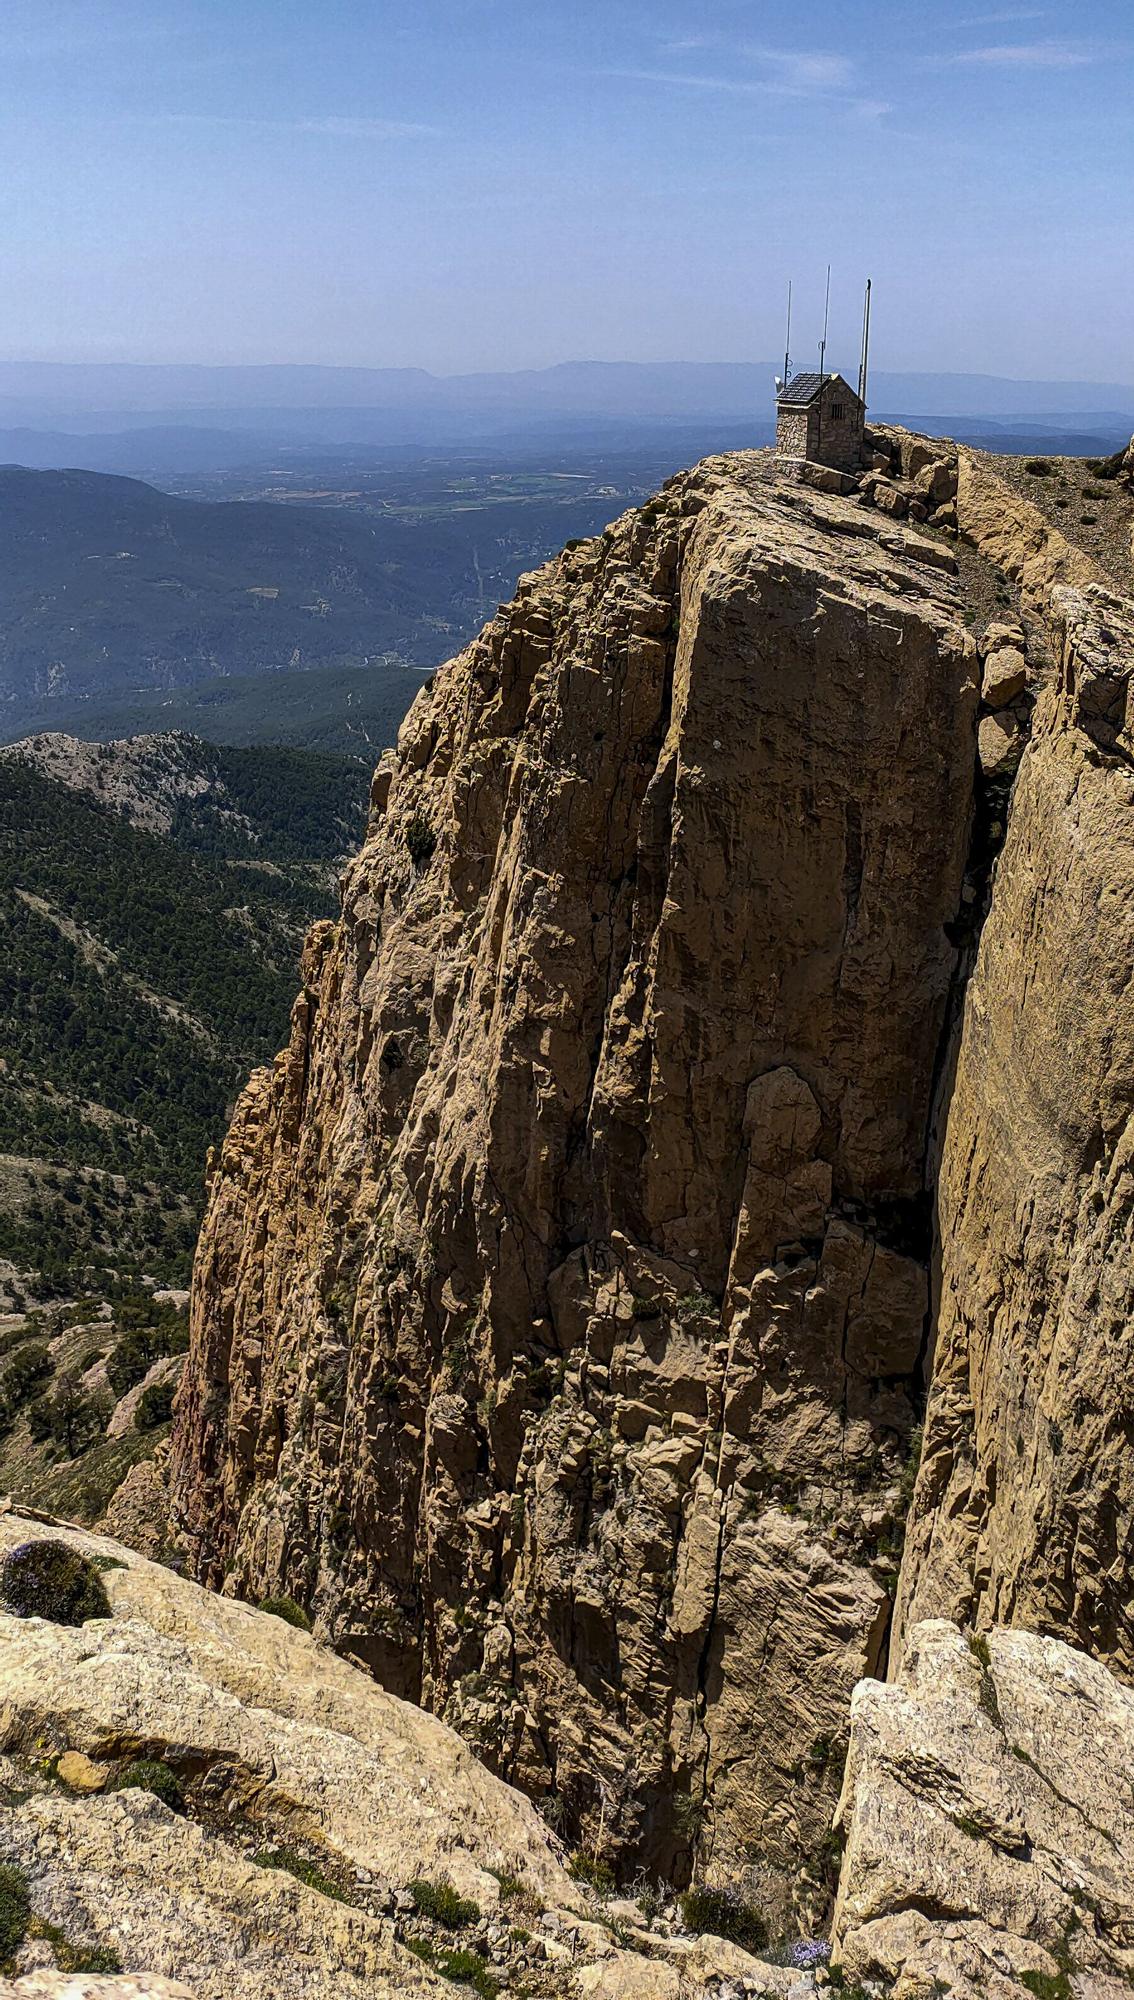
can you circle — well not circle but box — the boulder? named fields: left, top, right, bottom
left=832, top=1621, right=1134, bottom=1998
left=0, top=1513, right=585, bottom=1999
left=914, top=458, right=957, bottom=507
left=981, top=646, right=1029, bottom=708
left=799, top=463, right=857, bottom=497
left=872, top=479, right=908, bottom=517
left=981, top=620, right=1027, bottom=654
left=977, top=709, right=1027, bottom=779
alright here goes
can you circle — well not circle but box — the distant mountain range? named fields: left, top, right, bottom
left=0, top=456, right=646, bottom=746
left=1, top=356, right=1132, bottom=418
left=0, top=360, right=1128, bottom=463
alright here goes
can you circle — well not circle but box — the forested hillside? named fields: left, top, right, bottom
left=0, top=740, right=367, bottom=1297
left=0, top=466, right=462, bottom=732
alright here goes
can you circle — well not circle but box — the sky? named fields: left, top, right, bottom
left=0, top=0, right=1130, bottom=380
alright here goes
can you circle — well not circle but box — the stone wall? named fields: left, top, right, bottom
left=777, top=390, right=864, bottom=472
left=775, top=407, right=810, bottom=460
left=809, top=392, right=863, bottom=472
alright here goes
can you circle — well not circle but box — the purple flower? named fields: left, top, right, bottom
left=788, top=1939, right=831, bottom=1969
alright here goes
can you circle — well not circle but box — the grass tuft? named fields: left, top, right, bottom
left=259, top=1595, right=313, bottom=1632
left=114, top=1758, right=184, bottom=1812
left=408, top=1877, right=480, bottom=1928
left=0, top=1539, right=111, bottom=1626
left=253, top=1844, right=349, bottom=1902
left=0, top=1862, right=30, bottom=1965
left=679, top=1883, right=767, bottom=1952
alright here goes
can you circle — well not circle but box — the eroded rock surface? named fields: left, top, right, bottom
left=171, top=452, right=985, bottom=1914
left=0, top=1981, right=195, bottom=1999
left=897, top=581, right=1134, bottom=1671
left=833, top=1619, right=1134, bottom=1998
left=0, top=1514, right=574, bottom=1911
left=0, top=1514, right=795, bottom=1999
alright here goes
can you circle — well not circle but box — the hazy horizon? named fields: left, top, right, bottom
left=1, top=0, right=1130, bottom=381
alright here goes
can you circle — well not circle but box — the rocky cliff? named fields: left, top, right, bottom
left=171, top=448, right=988, bottom=1920
left=169, top=435, right=1134, bottom=1936
left=896, top=577, right=1134, bottom=1669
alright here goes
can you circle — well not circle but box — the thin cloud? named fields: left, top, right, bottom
left=745, top=46, right=856, bottom=90
left=658, top=38, right=857, bottom=94
left=6, top=23, right=184, bottom=59
left=954, top=8, right=1049, bottom=20
left=161, top=112, right=436, bottom=139
left=950, top=39, right=1094, bottom=66
left=609, top=38, right=885, bottom=120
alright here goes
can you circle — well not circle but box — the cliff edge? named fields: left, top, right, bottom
left=169, top=434, right=1134, bottom=1939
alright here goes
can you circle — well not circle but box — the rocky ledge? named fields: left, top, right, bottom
left=0, top=1512, right=792, bottom=1999
left=834, top=1620, right=1134, bottom=1999
left=1, top=1510, right=1133, bottom=1998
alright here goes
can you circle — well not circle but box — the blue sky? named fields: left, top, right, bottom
left=0, top=0, right=1130, bottom=378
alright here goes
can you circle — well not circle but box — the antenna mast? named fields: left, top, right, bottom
left=818, top=263, right=831, bottom=381
left=858, top=277, right=873, bottom=408
left=783, top=280, right=793, bottom=388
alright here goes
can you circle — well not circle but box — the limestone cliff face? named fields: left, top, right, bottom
left=172, top=454, right=983, bottom=1917
left=896, top=576, right=1134, bottom=1670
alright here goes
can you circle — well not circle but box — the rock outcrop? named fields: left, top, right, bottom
left=895, top=577, right=1134, bottom=1672
left=171, top=452, right=986, bottom=1916
left=833, top=1619, right=1134, bottom=1998
left=167, top=430, right=1134, bottom=1946
left=0, top=1981, right=195, bottom=1998
left=0, top=1514, right=793, bottom=1998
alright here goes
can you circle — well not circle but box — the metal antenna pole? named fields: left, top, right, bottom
left=858, top=277, right=872, bottom=408
left=818, top=263, right=831, bottom=380
left=783, top=280, right=793, bottom=387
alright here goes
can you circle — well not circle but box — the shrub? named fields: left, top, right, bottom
left=135, top=1379, right=176, bottom=1430
left=435, top=1946, right=499, bottom=1997
left=0, top=1539, right=111, bottom=1625
left=897, top=1424, right=924, bottom=1513
left=67, top=1945, right=124, bottom=1974
left=405, top=815, right=437, bottom=867
left=567, top=1852, right=616, bottom=1895
left=409, top=1877, right=481, bottom=1928
left=679, top=1884, right=767, bottom=1952
left=489, top=1869, right=523, bottom=1901
left=1024, top=459, right=1053, bottom=476
left=0, top=1342, right=54, bottom=1416
left=675, top=1289, right=716, bottom=1324
left=115, top=1759, right=184, bottom=1812
left=259, top=1595, right=312, bottom=1632
left=27, top=1918, right=121, bottom=1976
left=253, top=1843, right=347, bottom=1901
left=1020, top=1976, right=1071, bottom=2000
left=0, top=1861, right=30, bottom=1962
